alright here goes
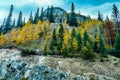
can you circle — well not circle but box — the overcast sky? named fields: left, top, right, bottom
left=0, top=0, right=120, bottom=24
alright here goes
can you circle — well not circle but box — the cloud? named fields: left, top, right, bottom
left=77, top=2, right=120, bottom=19
left=0, top=0, right=120, bottom=24
left=0, top=10, right=8, bottom=24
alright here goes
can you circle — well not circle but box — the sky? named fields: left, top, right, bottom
left=0, top=0, right=120, bottom=24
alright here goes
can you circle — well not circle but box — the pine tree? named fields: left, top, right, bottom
left=83, top=30, right=89, bottom=46
left=69, top=3, right=78, bottom=27
left=34, top=7, right=39, bottom=23
left=115, top=34, right=120, bottom=50
left=1, top=18, right=6, bottom=29
left=12, top=19, right=16, bottom=28
left=50, top=6, right=54, bottom=23
left=98, top=11, right=103, bottom=21
left=50, top=29, right=57, bottom=50
left=17, top=11, right=23, bottom=28
left=23, top=18, right=25, bottom=26
left=66, top=14, right=69, bottom=23
left=47, top=6, right=50, bottom=20
left=111, top=4, right=120, bottom=34
left=76, top=32, right=82, bottom=51
left=69, top=28, right=76, bottom=52
left=57, top=24, right=64, bottom=52
left=71, top=28, right=76, bottom=39
left=29, top=11, right=33, bottom=23
left=5, top=5, right=14, bottom=32
left=99, top=35, right=107, bottom=57
left=105, top=15, right=109, bottom=21
left=93, top=34, right=99, bottom=53
left=39, top=7, right=44, bottom=21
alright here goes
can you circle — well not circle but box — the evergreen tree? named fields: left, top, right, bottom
left=69, top=28, right=76, bottom=52
left=98, top=11, right=103, bottom=21
left=115, top=34, right=120, bottom=50
left=105, top=15, right=109, bottom=21
left=5, top=5, right=14, bottom=32
left=39, top=7, right=44, bottom=21
left=17, top=11, right=23, bottom=28
left=50, top=6, right=54, bottom=23
left=111, top=4, right=120, bottom=34
left=43, top=43, right=47, bottom=55
left=23, top=18, right=25, bottom=26
left=76, top=32, right=82, bottom=51
left=29, top=11, right=33, bottom=23
left=99, top=35, right=107, bottom=57
left=69, top=3, right=78, bottom=27
left=93, top=34, right=99, bottom=53
left=66, top=14, right=69, bottom=23
left=71, top=28, right=76, bottom=39
left=1, top=18, right=6, bottom=29
left=47, top=6, right=50, bottom=20
left=83, top=30, right=89, bottom=46
left=12, top=19, right=15, bottom=28
left=87, top=15, right=92, bottom=22
left=34, top=7, right=39, bottom=23
left=93, top=41, right=99, bottom=53
left=50, top=29, right=57, bottom=50
left=57, top=24, right=64, bottom=51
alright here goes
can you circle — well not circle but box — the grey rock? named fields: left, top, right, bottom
left=29, top=64, right=67, bottom=80
left=97, top=75, right=105, bottom=80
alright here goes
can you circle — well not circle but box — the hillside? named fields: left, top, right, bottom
left=0, top=1, right=120, bottom=80
left=0, top=49, right=120, bottom=80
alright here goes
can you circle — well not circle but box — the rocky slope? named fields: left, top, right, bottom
left=0, top=49, right=119, bottom=80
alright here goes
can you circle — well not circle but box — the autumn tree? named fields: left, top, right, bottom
left=104, top=19, right=116, bottom=46
left=10, top=28, right=17, bottom=42
left=0, top=33, right=6, bottom=45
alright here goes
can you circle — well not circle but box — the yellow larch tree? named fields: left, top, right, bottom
left=0, top=33, right=6, bottom=45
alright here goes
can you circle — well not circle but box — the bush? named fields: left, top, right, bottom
left=21, top=77, right=28, bottom=80
left=80, top=46, right=96, bottom=60
left=108, top=48, right=120, bottom=58
left=3, top=43, right=17, bottom=49
left=20, top=48, right=37, bottom=56
left=67, top=53, right=74, bottom=57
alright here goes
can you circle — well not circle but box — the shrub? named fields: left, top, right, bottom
left=20, top=48, right=37, bottom=56
left=21, top=77, right=28, bottom=80
left=67, top=53, right=74, bottom=57
left=108, top=48, right=120, bottom=58
left=80, top=46, right=96, bottom=60
left=3, top=43, right=17, bottom=49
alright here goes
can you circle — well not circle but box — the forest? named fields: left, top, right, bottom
left=0, top=3, right=120, bottom=61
